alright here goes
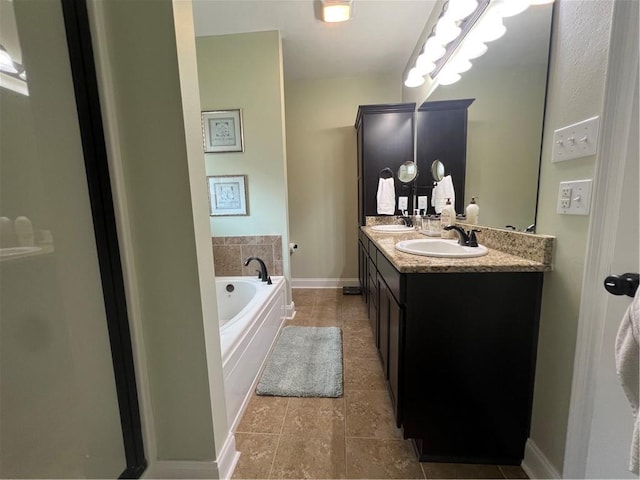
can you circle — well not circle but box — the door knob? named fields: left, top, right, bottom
left=603, top=273, right=639, bottom=297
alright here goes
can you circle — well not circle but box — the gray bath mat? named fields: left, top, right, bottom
left=256, top=326, right=343, bottom=397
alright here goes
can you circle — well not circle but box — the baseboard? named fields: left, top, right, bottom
left=291, top=278, right=359, bottom=289
left=285, top=300, right=295, bottom=319
left=522, top=439, right=561, bottom=480
left=143, top=435, right=239, bottom=480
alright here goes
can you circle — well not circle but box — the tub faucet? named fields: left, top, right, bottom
left=244, top=257, right=272, bottom=285
left=443, top=225, right=480, bottom=247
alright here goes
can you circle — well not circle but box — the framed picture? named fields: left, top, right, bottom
left=207, top=175, right=248, bottom=216
left=202, top=109, right=244, bottom=153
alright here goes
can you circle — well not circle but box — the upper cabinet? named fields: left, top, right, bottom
left=355, top=99, right=474, bottom=224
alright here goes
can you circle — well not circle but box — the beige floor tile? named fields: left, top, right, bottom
left=346, top=438, right=424, bottom=479
left=270, top=434, right=346, bottom=479
left=345, top=390, right=401, bottom=439
left=293, top=289, right=317, bottom=307
left=281, top=397, right=345, bottom=437
left=341, top=303, right=369, bottom=321
left=343, top=357, right=387, bottom=391
left=342, top=319, right=373, bottom=337
left=421, top=462, right=504, bottom=479
left=236, top=395, right=289, bottom=434
left=232, top=433, right=279, bottom=479
left=312, top=305, right=342, bottom=323
left=316, top=288, right=342, bottom=301
left=499, top=465, right=529, bottom=479
left=343, top=334, right=379, bottom=358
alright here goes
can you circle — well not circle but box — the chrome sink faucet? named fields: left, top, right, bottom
left=244, top=257, right=272, bottom=284
left=443, top=225, right=480, bottom=247
left=397, top=214, right=413, bottom=227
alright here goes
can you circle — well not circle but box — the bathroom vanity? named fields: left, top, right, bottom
left=358, top=225, right=553, bottom=465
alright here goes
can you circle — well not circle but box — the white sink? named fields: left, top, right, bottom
left=371, top=225, right=415, bottom=233
left=395, top=239, right=488, bottom=258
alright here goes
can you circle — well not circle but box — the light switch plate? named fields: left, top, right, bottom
left=557, top=179, right=593, bottom=215
left=552, top=116, right=599, bottom=162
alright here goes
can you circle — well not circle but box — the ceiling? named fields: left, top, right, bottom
left=192, top=0, right=438, bottom=81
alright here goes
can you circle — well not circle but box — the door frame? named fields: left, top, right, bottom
left=563, top=1, right=639, bottom=477
left=60, top=0, right=147, bottom=476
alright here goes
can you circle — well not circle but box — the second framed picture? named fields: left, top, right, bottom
left=202, top=109, right=244, bottom=153
left=207, top=175, right=249, bottom=216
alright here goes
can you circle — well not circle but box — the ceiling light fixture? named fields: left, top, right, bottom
left=404, top=0, right=554, bottom=89
left=322, top=0, right=353, bottom=23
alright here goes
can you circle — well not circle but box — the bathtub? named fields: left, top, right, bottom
left=217, top=276, right=286, bottom=430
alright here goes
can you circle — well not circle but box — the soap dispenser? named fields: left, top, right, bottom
left=14, top=216, right=34, bottom=247
left=414, top=209, right=421, bottom=230
left=440, top=198, right=456, bottom=239
left=466, top=197, right=479, bottom=225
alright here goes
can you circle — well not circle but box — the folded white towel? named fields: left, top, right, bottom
left=432, top=175, right=455, bottom=214
left=616, top=289, right=640, bottom=475
left=376, top=178, right=396, bottom=215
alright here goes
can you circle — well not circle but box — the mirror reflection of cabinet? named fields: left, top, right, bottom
left=355, top=99, right=474, bottom=224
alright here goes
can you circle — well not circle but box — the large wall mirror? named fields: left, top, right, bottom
left=426, top=3, right=554, bottom=231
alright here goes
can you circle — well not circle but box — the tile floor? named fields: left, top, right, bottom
left=231, top=288, right=529, bottom=479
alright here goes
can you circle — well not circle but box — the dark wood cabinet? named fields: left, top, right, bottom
left=361, top=234, right=543, bottom=465
left=355, top=99, right=474, bottom=224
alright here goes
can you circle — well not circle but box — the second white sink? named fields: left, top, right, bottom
left=371, top=225, right=415, bottom=233
left=395, top=239, right=488, bottom=258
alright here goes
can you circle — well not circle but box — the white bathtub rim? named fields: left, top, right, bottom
left=218, top=276, right=284, bottom=367
left=217, top=276, right=282, bottom=328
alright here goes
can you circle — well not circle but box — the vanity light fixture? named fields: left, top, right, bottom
left=404, top=0, right=554, bottom=88
left=321, top=0, right=353, bottom=23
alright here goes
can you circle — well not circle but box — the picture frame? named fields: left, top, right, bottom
left=207, top=175, right=249, bottom=216
left=202, top=109, right=244, bottom=153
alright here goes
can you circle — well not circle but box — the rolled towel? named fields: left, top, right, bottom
left=377, top=178, right=396, bottom=215
left=616, top=289, right=640, bottom=475
left=433, top=175, right=455, bottom=214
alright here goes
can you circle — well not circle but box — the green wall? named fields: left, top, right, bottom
left=284, top=75, right=401, bottom=281
left=97, top=0, right=217, bottom=461
left=529, top=0, right=614, bottom=472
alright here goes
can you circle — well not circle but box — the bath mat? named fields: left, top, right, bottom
left=256, top=326, right=343, bottom=398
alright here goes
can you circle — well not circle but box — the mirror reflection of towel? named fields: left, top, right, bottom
left=377, top=178, right=395, bottom=215
left=616, top=289, right=640, bottom=475
left=432, top=175, right=455, bottom=214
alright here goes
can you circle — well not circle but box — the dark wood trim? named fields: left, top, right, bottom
left=355, top=102, right=417, bottom=128
left=418, top=98, right=475, bottom=111
left=60, top=0, right=146, bottom=477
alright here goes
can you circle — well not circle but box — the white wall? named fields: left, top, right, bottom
left=528, top=0, right=615, bottom=473
left=284, top=75, right=401, bottom=281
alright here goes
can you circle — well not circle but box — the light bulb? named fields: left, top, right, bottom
left=404, top=68, right=425, bottom=88
left=416, top=53, right=436, bottom=75
left=438, top=69, right=461, bottom=86
left=458, top=40, right=488, bottom=59
left=473, top=10, right=506, bottom=42
left=435, top=18, right=461, bottom=45
left=445, top=0, right=478, bottom=21
left=422, top=36, right=446, bottom=62
left=448, top=57, right=472, bottom=73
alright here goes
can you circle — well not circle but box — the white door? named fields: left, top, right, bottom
left=564, top=1, right=639, bottom=477
left=584, top=77, right=639, bottom=479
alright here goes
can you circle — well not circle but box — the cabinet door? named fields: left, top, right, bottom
left=378, top=276, right=390, bottom=377
left=388, top=293, right=403, bottom=426
left=358, top=240, right=367, bottom=299
left=367, top=255, right=378, bottom=344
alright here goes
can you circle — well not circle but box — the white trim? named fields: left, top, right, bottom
left=523, top=439, right=561, bottom=480
left=563, top=1, right=639, bottom=478
left=286, top=300, right=295, bottom=319
left=86, top=0, right=158, bottom=463
left=142, top=434, right=238, bottom=479
left=291, top=278, right=359, bottom=289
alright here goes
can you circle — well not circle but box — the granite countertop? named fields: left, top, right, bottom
left=362, top=226, right=552, bottom=273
